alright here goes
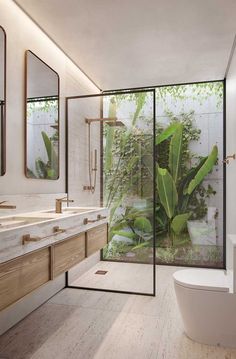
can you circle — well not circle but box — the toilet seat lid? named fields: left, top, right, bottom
left=173, top=269, right=229, bottom=292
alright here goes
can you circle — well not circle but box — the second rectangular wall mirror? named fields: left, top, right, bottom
left=25, top=50, right=60, bottom=180
left=0, top=25, right=6, bottom=176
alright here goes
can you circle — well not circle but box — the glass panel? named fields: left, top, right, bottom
left=67, top=90, right=155, bottom=295
left=155, top=82, right=224, bottom=268
left=25, top=51, right=59, bottom=180
left=102, top=92, right=155, bottom=267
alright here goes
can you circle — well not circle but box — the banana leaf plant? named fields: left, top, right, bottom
left=156, top=122, right=218, bottom=244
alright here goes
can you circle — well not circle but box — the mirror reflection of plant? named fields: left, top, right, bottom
left=50, top=118, right=59, bottom=142
left=27, top=99, right=58, bottom=117
left=27, top=131, right=58, bottom=179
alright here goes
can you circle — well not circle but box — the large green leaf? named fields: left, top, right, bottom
left=187, top=145, right=218, bottom=195
left=35, top=158, right=47, bottom=178
left=171, top=213, right=191, bottom=235
left=41, top=131, right=51, bottom=160
left=156, top=206, right=168, bottom=234
left=134, top=217, right=152, bottom=233
left=156, top=122, right=180, bottom=145
left=157, top=167, right=178, bottom=218
left=181, top=157, right=207, bottom=196
left=178, top=157, right=207, bottom=212
left=169, top=123, right=183, bottom=183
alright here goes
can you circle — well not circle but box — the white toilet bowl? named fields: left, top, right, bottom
left=173, top=268, right=236, bottom=348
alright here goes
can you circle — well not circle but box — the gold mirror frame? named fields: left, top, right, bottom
left=25, top=50, right=60, bottom=180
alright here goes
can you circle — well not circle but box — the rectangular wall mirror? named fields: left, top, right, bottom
left=0, top=26, right=6, bottom=176
left=25, top=50, right=60, bottom=180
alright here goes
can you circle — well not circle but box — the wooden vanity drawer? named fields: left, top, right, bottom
left=0, top=248, right=50, bottom=311
left=53, top=233, right=85, bottom=277
left=86, top=224, right=108, bottom=257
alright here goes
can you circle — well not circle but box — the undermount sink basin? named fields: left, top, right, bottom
left=0, top=216, right=53, bottom=231
left=45, top=207, right=97, bottom=215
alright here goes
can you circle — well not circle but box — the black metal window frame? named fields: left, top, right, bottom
left=101, top=79, right=226, bottom=270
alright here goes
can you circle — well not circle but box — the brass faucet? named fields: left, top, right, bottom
left=55, top=197, right=74, bottom=214
left=0, top=201, right=16, bottom=209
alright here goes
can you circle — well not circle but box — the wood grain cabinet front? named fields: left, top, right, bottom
left=0, top=223, right=108, bottom=311
left=86, top=224, right=108, bottom=257
left=0, top=248, right=50, bottom=311
left=53, top=233, right=86, bottom=277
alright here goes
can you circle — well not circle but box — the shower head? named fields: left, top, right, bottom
left=85, top=117, right=124, bottom=127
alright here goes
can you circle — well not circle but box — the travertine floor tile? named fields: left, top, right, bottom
left=1, top=265, right=236, bottom=359
left=70, top=261, right=154, bottom=294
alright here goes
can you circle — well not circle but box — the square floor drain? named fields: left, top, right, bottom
left=95, top=270, right=108, bottom=275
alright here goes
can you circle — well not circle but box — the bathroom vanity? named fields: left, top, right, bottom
left=0, top=207, right=108, bottom=311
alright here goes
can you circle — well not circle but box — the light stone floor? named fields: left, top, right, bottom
left=70, top=261, right=154, bottom=294
left=0, top=265, right=236, bottom=359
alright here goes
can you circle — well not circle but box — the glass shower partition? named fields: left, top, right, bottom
left=66, top=89, right=156, bottom=296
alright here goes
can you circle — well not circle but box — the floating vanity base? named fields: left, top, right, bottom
left=0, top=207, right=108, bottom=312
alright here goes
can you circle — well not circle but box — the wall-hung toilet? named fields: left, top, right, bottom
left=173, top=235, right=236, bottom=348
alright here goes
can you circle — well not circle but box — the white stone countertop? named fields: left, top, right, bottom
left=0, top=207, right=109, bottom=264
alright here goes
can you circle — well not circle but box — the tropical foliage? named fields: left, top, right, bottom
left=156, top=121, right=218, bottom=244
left=103, top=82, right=223, bottom=267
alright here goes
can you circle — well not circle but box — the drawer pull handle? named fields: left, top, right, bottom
left=22, top=226, right=66, bottom=245
left=97, top=214, right=107, bottom=220
left=83, top=218, right=99, bottom=225
left=83, top=214, right=107, bottom=225
left=22, top=234, right=41, bottom=244
left=53, top=226, right=66, bottom=234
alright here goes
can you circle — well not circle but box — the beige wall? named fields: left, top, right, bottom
left=0, top=0, right=100, bottom=333
left=67, top=98, right=101, bottom=207
left=226, top=45, right=236, bottom=237
left=0, top=0, right=99, bottom=196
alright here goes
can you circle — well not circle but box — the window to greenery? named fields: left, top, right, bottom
left=102, top=82, right=224, bottom=268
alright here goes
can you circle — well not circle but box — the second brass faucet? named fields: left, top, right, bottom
left=55, top=197, right=74, bottom=214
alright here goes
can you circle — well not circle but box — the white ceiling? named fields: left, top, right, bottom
left=15, top=0, right=236, bottom=90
